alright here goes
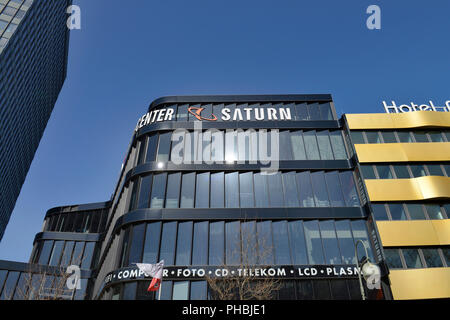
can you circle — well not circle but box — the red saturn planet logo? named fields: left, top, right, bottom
left=188, top=106, right=218, bottom=121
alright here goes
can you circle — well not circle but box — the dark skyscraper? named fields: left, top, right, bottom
left=0, top=0, right=72, bottom=240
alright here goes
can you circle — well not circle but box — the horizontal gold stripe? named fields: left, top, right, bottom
left=365, top=176, right=450, bottom=201
left=376, top=220, right=450, bottom=246
left=355, top=142, right=450, bottom=163
left=346, top=111, right=450, bottom=130
left=389, top=268, right=450, bottom=300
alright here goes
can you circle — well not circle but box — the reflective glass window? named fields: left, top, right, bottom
left=143, top=222, right=161, bottom=263
left=268, top=172, right=284, bottom=207
left=389, top=204, right=407, bottom=220
left=0, top=272, right=19, bottom=300
left=210, top=172, right=225, bottom=208
left=38, top=241, right=54, bottom=265
left=254, top=173, right=269, bottom=207
left=279, top=130, right=293, bottom=160
left=329, top=131, right=347, bottom=159
left=256, top=221, right=274, bottom=265
left=241, top=221, right=257, bottom=265
left=180, top=173, right=195, bottom=208
left=317, top=131, right=334, bottom=160
left=128, top=224, right=145, bottom=265
left=304, top=131, right=320, bottom=160
left=291, top=131, right=306, bottom=160
left=303, top=220, right=325, bottom=264
left=297, top=171, right=315, bottom=207
left=145, top=134, right=158, bottom=162
left=406, top=204, right=426, bottom=220
left=320, top=220, right=342, bottom=264
left=335, top=220, right=356, bottom=264
left=60, top=241, right=74, bottom=267
left=288, top=221, right=308, bottom=264
left=308, top=103, right=321, bottom=120
left=72, top=242, right=85, bottom=266
left=137, top=138, right=147, bottom=165
left=226, top=221, right=241, bottom=265
left=428, top=132, right=444, bottom=142
left=192, top=222, right=208, bottom=265
left=122, top=282, right=137, bottom=300
left=422, top=248, right=443, bottom=268
left=311, top=171, right=330, bottom=207
left=225, top=130, right=238, bottom=163
left=313, top=280, right=331, bottom=300
left=160, top=280, right=173, bottom=300
left=48, top=241, right=64, bottom=266
left=239, top=172, right=254, bottom=208
left=350, top=131, right=365, bottom=144
left=225, top=172, right=239, bottom=208
left=166, top=173, right=181, bottom=208
left=402, top=249, right=423, bottom=268
left=137, top=175, right=152, bottom=209
left=397, top=131, right=413, bottom=143
left=282, top=172, right=300, bottom=207
left=425, top=204, right=444, bottom=220
left=195, top=172, right=210, bottom=208
left=295, top=103, right=309, bottom=120
left=319, top=102, right=333, bottom=120
left=365, top=131, right=381, bottom=144
left=393, top=165, right=410, bottom=179
left=325, top=171, right=345, bottom=207
left=427, top=164, right=444, bottom=176
left=173, top=281, right=189, bottom=300
left=351, top=220, right=374, bottom=261
left=381, top=131, right=397, bottom=143
left=190, top=281, right=207, bottom=300
left=211, top=130, right=224, bottom=162
left=413, top=131, right=429, bottom=142
left=176, top=222, right=193, bottom=265
left=376, top=165, right=393, bottom=179
left=360, top=165, right=376, bottom=180
left=159, top=222, right=177, bottom=265
left=150, top=173, right=167, bottom=208
left=330, top=280, right=350, bottom=300
left=209, top=222, right=224, bottom=265
left=81, top=242, right=95, bottom=269
left=156, top=132, right=172, bottom=162
left=384, top=249, right=403, bottom=269
left=272, top=221, right=291, bottom=265
left=372, top=204, right=389, bottom=220
left=410, top=164, right=427, bottom=177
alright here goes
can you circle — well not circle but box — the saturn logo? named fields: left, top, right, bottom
left=188, top=107, right=218, bottom=121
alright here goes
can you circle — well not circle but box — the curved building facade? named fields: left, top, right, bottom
left=1, top=95, right=396, bottom=300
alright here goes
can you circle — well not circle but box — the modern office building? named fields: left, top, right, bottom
left=346, top=110, right=450, bottom=299
left=0, top=94, right=397, bottom=300
left=0, top=0, right=72, bottom=240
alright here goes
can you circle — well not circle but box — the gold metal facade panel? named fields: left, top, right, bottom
left=389, top=268, right=450, bottom=300
left=346, top=111, right=450, bottom=130
left=365, top=176, right=450, bottom=201
left=355, top=143, right=450, bottom=163
left=375, top=220, right=450, bottom=246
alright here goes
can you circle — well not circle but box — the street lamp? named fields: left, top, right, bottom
left=354, top=240, right=380, bottom=300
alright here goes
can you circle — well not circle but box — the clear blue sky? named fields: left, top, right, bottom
left=0, top=0, right=449, bottom=262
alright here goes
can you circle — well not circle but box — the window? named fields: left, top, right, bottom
left=351, top=220, right=374, bottom=261
left=428, top=132, right=443, bottom=142
left=389, top=204, right=407, bottom=220
left=413, top=131, right=429, bottom=142
left=381, top=131, right=397, bottom=143
left=350, top=131, right=365, bottom=144
left=365, top=131, right=381, bottom=144
left=143, top=222, right=161, bottom=263
left=296, top=103, right=309, bottom=120
left=325, top=171, right=345, bottom=207
left=303, top=220, right=325, bottom=265
left=60, top=241, right=75, bottom=267
left=173, top=281, right=189, bottom=300
left=329, top=131, right=347, bottom=159
left=180, top=173, right=195, bottom=208
left=190, top=281, right=207, bottom=300
left=176, top=222, right=193, bottom=265
left=304, top=131, right=320, bottom=160
left=81, top=242, right=96, bottom=269
left=320, top=221, right=342, bottom=265
left=145, top=134, right=158, bottom=162
left=310, top=171, right=330, bottom=207
left=384, top=249, right=403, bottom=269
left=402, top=249, right=423, bottom=268
left=156, top=132, right=172, bottom=162
left=319, top=102, right=333, bottom=120
left=282, top=172, right=299, bottom=207
left=226, top=221, right=241, bottom=265
left=339, top=172, right=360, bottom=207
left=360, top=165, right=376, bottom=179
left=150, top=173, right=167, bottom=208
left=159, top=222, right=177, bottom=265
left=397, top=131, right=412, bottom=143
left=239, top=172, right=254, bottom=208
left=225, top=130, right=238, bottom=163
left=195, top=173, right=210, bottom=208
left=136, top=138, right=147, bottom=165
left=392, top=165, right=410, bottom=179
left=317, top=131, right=334, bottom=160
left=291, top=131, right=306, bottom=160
left=256, top=221, right=274, bottom=265
left=410, top=165, right=426, bottom=177
left=209, top=222, right=224, bottom=265
left=48, top=241, right=64, bottom=266
left=272, top=221, right=291, bottom=264
left=211, top=130, right=224, bottom=162
left=372, top=204, right=389, bottom=220
left=0, top=272, right=19, bottom=300
left=335, top=220, right=356, bottom=264
left=122, top=282, right=137, bottom=300
left=137, top=175, right=152, bottom=209
left=72, top=242, right=85, bottom=266
left=38, top=241, right=54, bottom=265
left=427, top=164, right=444, bottom=176
left=422, top=249, right=443, bottom=268
left=254, top=173, right=269, bottom=207
left=166, top=173, right=181, bottom=208
left=405, top=204, right=426, bottom=220
left=376, top=165, right=392, bottom=179
left=128, top=224, right=145, bottom=266
left=192, top=222, right=208, bottom=265
left=425, top=204, right=444, bottom=220
left=288, top=221, right=308, bottom=265
left=308, top=103, right=321, bottom=120
left=210, top=172, right=224, bottom=208
left=279, top=130, right=293, bottom=160
left=268, top=172, right=284, bottom=207
left=225, top=172, right=239, bottom=208
left=297, top=171, right=315, bottom=207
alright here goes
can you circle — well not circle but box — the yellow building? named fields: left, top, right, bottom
left=345, top=111, right=450, bottom=300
